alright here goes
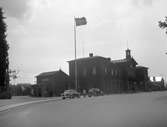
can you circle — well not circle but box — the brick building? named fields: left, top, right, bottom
left=68, top=49, right=149, bottom=94
left=36, top=69, right=70, bottom=97
left=149, top=76, right=165, bottom=91
left=135, top=66, right=149, bottom=91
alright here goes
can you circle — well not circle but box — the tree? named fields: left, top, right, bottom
left=0, top=8, right=11, bottom=99
left=159, top=16, right=167, bottom=34
left=159, top=17, right=167, bottom=55
left=9, top=69, right=19, bottom=85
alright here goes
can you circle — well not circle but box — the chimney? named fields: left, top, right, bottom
left=107, top=58, right=111, bottom=61
left=89, top=53, right=93, bottom=57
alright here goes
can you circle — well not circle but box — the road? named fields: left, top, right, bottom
left=0, top=91, right=167, bottom=127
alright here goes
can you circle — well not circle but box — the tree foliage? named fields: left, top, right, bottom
left=159, top=16, right=167, bottom=34
left=0, top=7, right=10, bottom=98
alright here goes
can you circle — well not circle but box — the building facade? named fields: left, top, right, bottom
left=68, top=49, right=149, bottom=94
left=149, top=76, right=165, bottom=91
left=135, top=66, right=149, bottom=91
left=68, top=54, right=122, bottom=93
left=36, top=69, right=70, bottom=97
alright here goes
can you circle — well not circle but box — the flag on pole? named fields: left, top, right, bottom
left=75, top=17, right=87, bottom=26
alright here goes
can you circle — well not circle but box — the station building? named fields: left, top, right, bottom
left=68, top=49, right=149, bottom=93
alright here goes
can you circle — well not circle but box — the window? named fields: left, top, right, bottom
left=83, top=68, right=87, bottom=76
left=42, top=78, right=49, bottom=82
left=118, top=70, right=121, bottom=77
left=105, top=67, right=107, bottom=74
left=130, top=64, right=133, bottom=68
left=115, top=70, right=117, bottom=76
left=111, top=69, right=114, bottom=76
left=115, top=70, right=118, bottom=77
left=92, top=67, right=96, bottom=75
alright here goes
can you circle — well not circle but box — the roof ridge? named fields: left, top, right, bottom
left=37, top=70, right=60, bottom=77
left=67, top=55, right=107, bottom=62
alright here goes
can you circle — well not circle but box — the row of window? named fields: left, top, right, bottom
left=82, top=67, right=121, bottom=77
left=105, top=67, right=121, bottom=77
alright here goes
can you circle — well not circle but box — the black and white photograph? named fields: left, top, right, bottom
left=0, top=0, right=167, bottom=127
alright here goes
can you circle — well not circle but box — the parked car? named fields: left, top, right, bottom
left=61, top=89, right=80, bottom=99
left=88, top=88, right=103, bottom=97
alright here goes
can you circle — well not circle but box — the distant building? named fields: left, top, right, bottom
left=68, top=49, right=149, bottom=94
left=149, top=76, right=165, bottom=91
left=36, top=69, right=70, bottom=97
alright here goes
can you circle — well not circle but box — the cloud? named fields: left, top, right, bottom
left=0, top=0, right=32, bottom=19
left=132, top=0, right=154, bottom=7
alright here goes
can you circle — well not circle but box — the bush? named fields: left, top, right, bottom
left=0, top=91, right=12, bottom=99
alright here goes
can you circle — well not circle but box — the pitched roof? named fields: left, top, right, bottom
left=37, top=69, right=67, bottom=77
left=68, top=56, right=108, bottom=62
left=37, top=71, right=58, bottom=77
left=111, top=58, right=138, bottom=65
left=111, top=59, right=128, bottom=64
left=136, top=66, right=148, bottom=69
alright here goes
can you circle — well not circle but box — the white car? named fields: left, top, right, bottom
left=61, top=89, right=80, bottom=99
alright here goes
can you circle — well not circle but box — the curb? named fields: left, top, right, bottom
left=0, top=98, right=61, bottom=112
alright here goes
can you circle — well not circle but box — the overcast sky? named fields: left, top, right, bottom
left=0, top=0, right=167, bottom=84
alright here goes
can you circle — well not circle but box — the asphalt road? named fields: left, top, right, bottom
left=0, top=91, right=167, bottom=127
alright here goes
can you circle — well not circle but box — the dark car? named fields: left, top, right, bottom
left=88, top=88, right=103, bottom=97
left=61, top=89, right=80, bottom=99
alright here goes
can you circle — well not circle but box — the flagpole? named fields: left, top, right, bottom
left=74, top=17, right=78, bottom=91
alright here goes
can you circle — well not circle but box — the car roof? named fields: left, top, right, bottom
left=64, top=89, right=76, bottom=92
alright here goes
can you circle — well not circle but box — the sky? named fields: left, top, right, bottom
left=0, top=0, right=167, bottom=84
